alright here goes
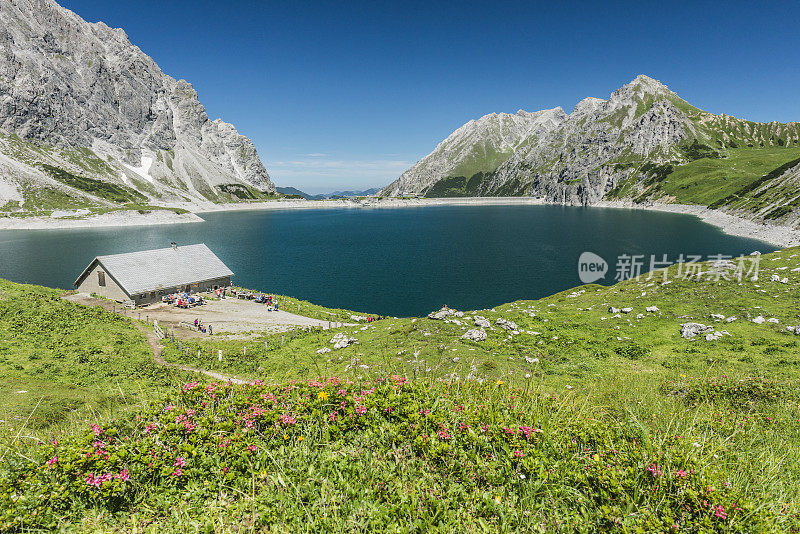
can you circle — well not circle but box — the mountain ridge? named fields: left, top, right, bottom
left=0, top=0, right=276, bottom=214
left=381, top=75, right=800, bottom=228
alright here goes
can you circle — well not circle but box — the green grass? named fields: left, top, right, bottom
left=3, top=247, right=800, bottom=530
left=4, top=377, right=796, bottom=531
left=424, top=172, right=490, bottom=198
left=163, top=248, right=800, bottom=389
left=38, top=164, right=147, bottom=204
left=645, top=147, right=800, bottom=205
left=0, top=281, right=185, bottom=440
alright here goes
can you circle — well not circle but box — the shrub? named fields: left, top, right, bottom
left=660, top=376, right=796, bottom=408
left=0, top=377, right=781, bottom=531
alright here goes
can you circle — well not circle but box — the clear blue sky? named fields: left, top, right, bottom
left=61, top=0, right=800, bottom=193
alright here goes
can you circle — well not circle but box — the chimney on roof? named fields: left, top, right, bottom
left=171, top=242, right=177, bottom=249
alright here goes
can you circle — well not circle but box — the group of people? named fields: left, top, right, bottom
left=232, top=289, right=280, bottom=310
left=213, top=287, right=229, bottom=299
left=193, top=318, right=212, bottom=335
left=163, top=292, right=204, bottom=308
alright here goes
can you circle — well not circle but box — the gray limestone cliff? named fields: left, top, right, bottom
left=0, top=0, right=275, bottom=211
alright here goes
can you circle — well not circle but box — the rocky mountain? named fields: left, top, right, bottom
left=0, top=0, right=275, bottom=213
left=382, top=76, right=800, bottom=218
left=381, top=108, right=566, bottom=197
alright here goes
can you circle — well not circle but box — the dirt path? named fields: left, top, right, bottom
left=63, top=292, right=348, bottom=385
left=65, top=293, right=348, bottom=338
left=132, top=322, right=253, bottom=385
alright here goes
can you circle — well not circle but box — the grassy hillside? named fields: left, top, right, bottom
left=0, top=280, right=184, bottom=439
left=650, top=147, right=800, bottom=205
left=2, top=248, right=800, bottom=531
left=607, top=145, right=800, bottom=207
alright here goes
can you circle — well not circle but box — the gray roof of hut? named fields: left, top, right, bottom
left=75, top=244, right=233, bottom=295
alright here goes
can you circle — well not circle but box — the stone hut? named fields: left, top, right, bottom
left=74, top=243, right=233, bottom=306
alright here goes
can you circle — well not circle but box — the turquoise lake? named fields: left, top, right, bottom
left=0, top=205, right=775, bottom=317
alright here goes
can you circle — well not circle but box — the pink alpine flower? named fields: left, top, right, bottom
left=47, top=456, right=58, bottom=468
left=174, top=457, right=186, bottom=467
left=279, top=413, right=296, bottom=425
left=646, top=464, right=663, bottom=478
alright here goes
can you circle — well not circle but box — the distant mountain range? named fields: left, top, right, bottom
left=382, top=75, right=800, bottom=227
left=0, top=0, right=275, bottom=214
left=276, top=187, right=380, bottom=200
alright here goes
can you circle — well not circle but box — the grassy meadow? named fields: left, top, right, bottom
left=657, top=147, right=800, bottom=205
left=2, top=247, right=800, bottom=531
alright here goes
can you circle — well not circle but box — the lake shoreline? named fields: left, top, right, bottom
left=593, top=200, right=800, bottom=249
left=0, top=209, right=203, bottom=230
left=1, top=196, right=797, bottom=248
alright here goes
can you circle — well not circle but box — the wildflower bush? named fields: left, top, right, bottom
left=1, top=377, right=786, bottom=532
left=660, top=376, right=796, bottom=408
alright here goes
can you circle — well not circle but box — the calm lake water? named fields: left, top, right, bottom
left=0, top=205, right=775, bottom=317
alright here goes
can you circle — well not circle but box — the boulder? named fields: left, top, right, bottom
left=681, top=322, right=714, bottom=339
left=752, top=316, right=765, bottom=324
left=621, top=307, right=633, bottom=314
left=646, top=306, right=659, bottom=313
left=428, top=307, right=455, bottom=320
left=330, top=332, right=357, bottom=350
left=427, top=307, right=464, bottom=320
left=474, top=316, right=491, bottom=328
left=496, top=318, right=519, bottom=331
left=608, top=306, right=621, bottom=314
left=461, top=328, right=487, bottom=342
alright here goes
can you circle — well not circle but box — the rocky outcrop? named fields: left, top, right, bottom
left=681, top=322, right=714, bottom=339
left=0, top=0, right=274, bottom=210
left=428, top=307, right=464, bottom=320
left=461, top=328, right=487, bottom=342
